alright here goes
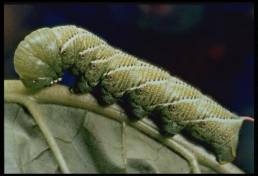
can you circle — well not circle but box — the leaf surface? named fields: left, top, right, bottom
left=5, top=102, right=216, bottom=173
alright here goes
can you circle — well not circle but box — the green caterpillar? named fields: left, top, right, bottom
left=14, top=25, right=248, bottom=164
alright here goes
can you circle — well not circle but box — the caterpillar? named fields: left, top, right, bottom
left=14, top=25, right=251, bottom=164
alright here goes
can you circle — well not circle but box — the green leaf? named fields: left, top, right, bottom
left=5, top=102, right=216, bottom=173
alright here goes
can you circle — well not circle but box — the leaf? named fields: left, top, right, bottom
left=5, top=102, right=217, bottom=173
left=5, top=80, right=243, bottom=173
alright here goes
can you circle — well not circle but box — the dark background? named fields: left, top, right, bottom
left=4, top=3, right=254, bottom=173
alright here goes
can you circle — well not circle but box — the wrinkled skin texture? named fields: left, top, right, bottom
left=14, top=25, right=245, bottom=164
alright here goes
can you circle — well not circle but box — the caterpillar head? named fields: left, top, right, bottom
left=14, top=28, right=62, bottom=90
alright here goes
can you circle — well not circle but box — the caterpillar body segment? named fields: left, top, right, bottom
left=100, top=64, right=170, bottom=101
left=75, top=46, right=123, bottom=92
left=13, top=25, right=245, bottom=164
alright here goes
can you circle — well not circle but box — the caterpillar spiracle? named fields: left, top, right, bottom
left=14, top=25, right=250, bottom=164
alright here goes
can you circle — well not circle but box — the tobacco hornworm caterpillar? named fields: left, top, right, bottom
left=14, top=25, right=249, bottom=164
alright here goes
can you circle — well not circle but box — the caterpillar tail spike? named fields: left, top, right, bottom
left=242, top=116, right=254, bottom=122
